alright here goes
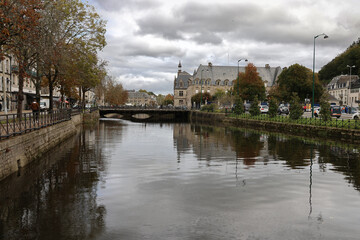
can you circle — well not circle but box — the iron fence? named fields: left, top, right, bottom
left=230, top=112, right=359, bottom=130
left=0, top=109, right=72, bottom=140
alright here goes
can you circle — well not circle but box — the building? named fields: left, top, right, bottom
left=327, top=75, right=360, bottom=107
left=126, top=90, right=155, bottom=106
left=174, top=62, right=283, bottom=108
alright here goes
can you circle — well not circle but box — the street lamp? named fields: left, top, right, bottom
left=237, top=58, right=248, bottom=95
left=347, top=65, right=355, bottom=107
left=312, top=33, right=328, bottom=118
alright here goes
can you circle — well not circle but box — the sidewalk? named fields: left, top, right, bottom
left=0, top=110, right=32, bottom=115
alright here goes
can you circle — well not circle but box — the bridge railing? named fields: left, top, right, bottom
left=99, top=105, right=188, bottom=110
left=0, top=109, right=72, bottom=140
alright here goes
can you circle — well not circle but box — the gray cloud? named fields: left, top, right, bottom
left=92, top=0, right=360, bottom=94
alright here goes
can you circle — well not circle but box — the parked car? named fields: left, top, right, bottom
left=260, top=105, right=269, bottom=114
left=278, top=104, right=289, bottom=115
left=352, top=112, right=360, bottom=120
left=330, top=106, right=341, bottom=118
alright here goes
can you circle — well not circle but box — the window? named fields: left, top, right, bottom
left=215, top=80, right=221, bottom=85
left=224, top=80, right=229, bottom=86
left=179, top=100, right=184, bottom=105
left=179, top=81, right=183, bottom=88
left=179, top=91, right=183, bottom=96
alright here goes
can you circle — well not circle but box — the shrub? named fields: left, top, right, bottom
left=233, top=96, right=244, bottom=115
left=268, top=98, right=278, bottom=118
left=320, top=93, right=331, bottom=121
left=249, top=96, right=260, bottom=116
left=289, top=93, right=303, bottom=120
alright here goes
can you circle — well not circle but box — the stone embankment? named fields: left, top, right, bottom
left=190, top=111, right=360, bottom=144
left=0, top=111, right=100, bottom=181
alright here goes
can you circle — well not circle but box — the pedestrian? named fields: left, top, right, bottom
left=345, top=106, right=348, bottom=114
left=0, top=102, right=2, bottom=112
left=30, top=99, right=40, bottom=121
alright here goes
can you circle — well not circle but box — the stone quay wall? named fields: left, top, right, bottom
left=0, top=113, right=87, bottom=182
left=190, top=111, right=360, bottom=144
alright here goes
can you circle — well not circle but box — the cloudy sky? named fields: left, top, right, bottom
left=86, top=0, right=360, bottom=95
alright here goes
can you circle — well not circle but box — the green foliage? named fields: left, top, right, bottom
left=277, top=64, right=323, bottom=103
left=319, top=39, right=360, bottom=84
left=320, top=93, right=331, bottom=121
left=191, top=92, right=212, bottom=104
left=233, top=96, right=244, bottom=115
left=238, top=63, right=266, bottom=101
left=289, top=93, right=303, bottom=120
left=201, top=104, right=215, bottom=112
left=268, top=98, right=278, bottom=118
left=249, top=96, right=260, bottom=116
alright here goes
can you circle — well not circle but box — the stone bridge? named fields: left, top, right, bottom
left=99, top=107, right=190, bottom=122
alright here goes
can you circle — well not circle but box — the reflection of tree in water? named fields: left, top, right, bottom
left=0, top=128, right=107, bottom=240
left=268, top=135, right=312, bottom=169
left=228, top=129, right=263, bottom=166
left=317, top=145, right=360, bottom=191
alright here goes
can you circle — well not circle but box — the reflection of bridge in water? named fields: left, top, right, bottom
left=99, top=107, right=190, bottom=122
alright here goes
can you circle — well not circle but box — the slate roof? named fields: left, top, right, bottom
left=127, top=91, right=151, bottom=99
left=174, top=63, right=282, bottom=89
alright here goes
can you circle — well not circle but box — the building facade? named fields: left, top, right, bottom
left=126, top=90, right=155, bottom=106
left=174, top=62, right=282, bottom=108
left=327, top=75, right=360, bottom=107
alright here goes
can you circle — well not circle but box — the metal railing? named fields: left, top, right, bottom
left=228, top=112, right=360, bottom=130
left=0, top=109, right=72, bottom=140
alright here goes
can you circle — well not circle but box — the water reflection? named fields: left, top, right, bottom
left=0, top=126, right=107, bottom=240
left=1, top=121, right=360, bottom=239
left=173, top=123, right=360, bottom=191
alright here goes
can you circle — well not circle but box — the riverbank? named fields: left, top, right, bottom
left=190, top=111, right=360, bottom=144
left=0, top=110, right=100, bottom=181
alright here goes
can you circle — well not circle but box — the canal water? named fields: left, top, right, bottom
left=1, top=119, right=360, bottom=240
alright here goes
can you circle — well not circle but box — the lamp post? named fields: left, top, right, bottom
left=347, top=65, right=355, bottom=107
left=237, top=58, right=248, bottom=95
left=312, top=33, right=328, bottom=118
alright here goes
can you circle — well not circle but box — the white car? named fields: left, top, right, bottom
left=260, top=105, right=269, bottom=114
left=352, top=112, right=360, bottom=120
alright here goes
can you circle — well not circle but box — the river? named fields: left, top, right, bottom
left=1, top=119, right=360, bottom=240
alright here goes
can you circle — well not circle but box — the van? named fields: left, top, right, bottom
left=330, top=106, right=341, bottom=118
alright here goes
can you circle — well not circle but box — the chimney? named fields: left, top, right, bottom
left=265, top=64, right=270, bottom=69
left=178, top=61, right=182, bottom=75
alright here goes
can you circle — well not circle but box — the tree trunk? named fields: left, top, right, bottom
left=17, top=67, right=25, bottom=118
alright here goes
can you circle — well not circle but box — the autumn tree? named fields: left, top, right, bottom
left=277, top=63, right=323, bottom=103
left=237, top=63, right=266, bottom=101
left=0, top=0, right=42, bottom=57
left=37, top=0, right=106, bottom=110
left=163, top=94, right=174, bottom=105
left=104, top=77, right=128, bottom=106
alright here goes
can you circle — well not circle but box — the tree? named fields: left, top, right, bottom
left=319, top=39, right=360, bottom=84
left=249, top=96, right=260, bottom=116
left=277, top=63, right=323, bottom=103
left=268, top=98, right=278, bottom=118
left=320, top=93, right=331, bottom=121
left=37, top=0, right=106, bottom=110
left=104, top=77, right=128, bottom=106
left=191, top=92, right=212, bottom=105
left=0, top=0, right=42, bottom=57
left=289, top=93, right=303, bottom=120
left=233, top=96, right=244, bottom=115
left=237, top=63, right=266, bottom=101
left=163, top=94, right=174, bottom=105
